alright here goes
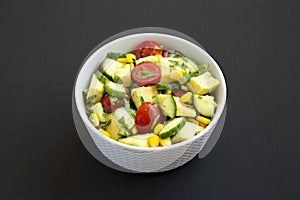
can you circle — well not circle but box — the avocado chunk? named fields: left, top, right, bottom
left=118, top=133, right=155, bottom=147
left=173, top=97, right=196, bottom=118
left=105, top=110, right=133, bottom=140
left=157, top=57, right=175, bottom=83
left=131, top=86, right=158, bottom=109
left=86, top=74, right=105, bottom=103
left=115, top=64, right=131, bottom=87
left=187, top=72, right=220, bottom=95
left=105, top=114, right=122, bottom=140
left=90, top=102, right=107, bottom=123
left=136, top=56, right=159, bottom=65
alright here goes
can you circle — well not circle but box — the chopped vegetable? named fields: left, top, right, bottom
left=180, top=92, right=192, bottom=102
left=197, top=115, right=211, bottom=125
left=83, top=41, right=220, bottom=147
left=148, top=134, right=160, bottom=147
left=106, top=52, right=126, bottom=60
left=154, top=123, right=164, bottom=135
left=89, top=113, right=100, bottom=127
left=100, top=128, right=111, bottom=138
left=159, top=137, right=172, bottom=147
left=187, top=72, right=220, bottom=95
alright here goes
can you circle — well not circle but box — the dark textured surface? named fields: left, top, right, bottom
left=0, top=0, right=300, bottom=199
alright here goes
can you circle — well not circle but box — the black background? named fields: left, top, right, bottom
left=1, top=0, right=300, bottom=199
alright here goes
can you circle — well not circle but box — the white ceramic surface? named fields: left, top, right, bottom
left=74, top=33, right=227, bottom=172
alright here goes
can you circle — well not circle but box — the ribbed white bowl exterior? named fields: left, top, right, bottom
left=87, top=121, right=215, bottom=172
left=74, top=33, right=227, bottom=173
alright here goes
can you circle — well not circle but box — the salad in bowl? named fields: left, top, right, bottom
left=83, top=40, right=220, bottom=148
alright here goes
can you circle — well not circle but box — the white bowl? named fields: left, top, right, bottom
left=73, top=31, right=227, bottom=173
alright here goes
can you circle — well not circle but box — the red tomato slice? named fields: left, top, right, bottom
left=172, top=89, right=187, bottom=98
left=134, top=41, right=162, bottom=59
left=101, top=95, right=127, bottom=112
left=135, top=102, right=163, bottom=133
left=131, top=62, right=161, bottom=86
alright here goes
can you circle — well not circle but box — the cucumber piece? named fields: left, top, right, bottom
left=172, top=122, right=202, bottom=144
left=197, top=63, right=209, bottom=74
left=95, top=70, right=109, bottom=83
left=118, top=133, right=155, bottom=147
left=86, top=74, right=105, bottom=103
left=159, top=117, right=186, bottom=139
left=123, top=99, right=136, bottom=119
left=157, top=94, right=176, bottom=118
left=104, top=80, right=127, bottom=98
left=101, top=58, right=131, bottom=86
left=117, top=128, right=132, bottom=138
left=193, top=95, right=217, bottom=117
left=168, top=57, right=198, bottom=73
left=106, top=52, right=126, bottom=60
left=113, top=107, right=135, bottom=130
left=182, top=57, right=199, bottom=73
left=102, top=58, right=123, bottom=80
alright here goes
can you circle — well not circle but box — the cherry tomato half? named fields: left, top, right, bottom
left=134, top=41, right=162, bottom=59
left=131, top=62, right=161, bottom=86
left=101, top=95, right=129, bottom=112
left=172, top=89, right=187, bottom=98
left=135, top=102, right=163, bottom=133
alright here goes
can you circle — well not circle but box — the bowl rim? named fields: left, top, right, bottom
left=74, top=32, right=227, bottom=152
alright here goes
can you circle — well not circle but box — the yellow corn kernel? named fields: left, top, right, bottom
left=170, top=70, right=183, bottom=81
left=116, top=58, right=127, bottom=63
left=148, top=134, right=160, bottom=147
left=130, top=63, right=134, bottom=70
left=89, top=113, right=100, bottom=127
left=166, top=89, right=172, bottom=94
left=154, top=123, right=164, bottom=134
left=154, top=54, right=162, bottom=58
left=100, top=128, right=111, bottom=138
left=197, top=116, right=211, bottom=125
left=180, top=92, right=192, bottom=102
left=159, top=137, right=172, bottom=147
left=187, top=118, right=199, bottom=125
left=126, top=53, right=136, bottom=61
